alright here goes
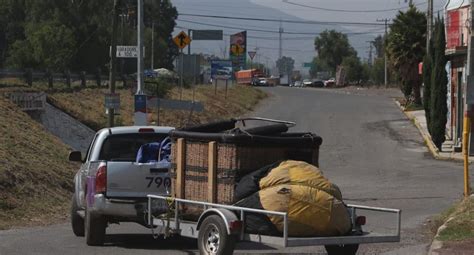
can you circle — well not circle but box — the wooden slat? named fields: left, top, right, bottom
left=176, top=138, right=186, bottom=198
left=208, top=141, right=217, bottom=203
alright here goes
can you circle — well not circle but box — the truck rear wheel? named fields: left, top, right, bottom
left=198, top=215, right=236, bottom=255
left=85, top=208, right=107, bottom=246
left=324, top=244, right=359, bottom=255
left=71, top=194, right=84, bottom=237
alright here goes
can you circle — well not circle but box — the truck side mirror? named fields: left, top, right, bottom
left=69, top=151, right=83, bottom=162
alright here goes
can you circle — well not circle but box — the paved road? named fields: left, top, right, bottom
left=0, top=86, right=467, bottom=254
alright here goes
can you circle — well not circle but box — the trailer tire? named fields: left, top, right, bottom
left=198, top=215, right=236, bottom=255
left=71, top=194, right=85, bottom=237
left=324, top=244, right=359, bottom=255
left=85, top=208, right=106, bottom=246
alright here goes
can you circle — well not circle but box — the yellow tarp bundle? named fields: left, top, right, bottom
left=257, top=160, right=351, bottom=237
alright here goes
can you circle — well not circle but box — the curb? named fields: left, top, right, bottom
left=393, top=100, right=460, bottom=162
left=427, top=216, right=455, bottom=255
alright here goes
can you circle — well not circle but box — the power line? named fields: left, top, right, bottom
left=282, top=0, right=427, bottom=13
left=177, top=19, right=385, bottom=36
left=178, top=13, right=389, bottom=26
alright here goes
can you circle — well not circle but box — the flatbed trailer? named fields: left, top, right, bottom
left=146, top=195, right=401, bottom=255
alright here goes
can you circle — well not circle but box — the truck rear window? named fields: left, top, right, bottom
left=99, top=134, right=167, bottom=161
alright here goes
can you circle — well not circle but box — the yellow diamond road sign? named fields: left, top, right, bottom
left=173, top=31, right=191, bottom=49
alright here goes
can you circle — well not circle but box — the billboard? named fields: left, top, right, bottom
left=230, top=31, right=247, bottom=72
left=211, top=60, right=233, bottom=80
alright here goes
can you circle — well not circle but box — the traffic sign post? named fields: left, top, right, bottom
left=173, top=31, right=192, bottom=100
left=248, top=51, right=256, bottom=70
left=116, top=46, right=139, bottom=58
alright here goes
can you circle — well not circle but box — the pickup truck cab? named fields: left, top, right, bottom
left=68, top=126, right=174, bottom=246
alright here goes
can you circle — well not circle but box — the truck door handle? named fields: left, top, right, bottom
left=150, top=168, right=168, bottom=173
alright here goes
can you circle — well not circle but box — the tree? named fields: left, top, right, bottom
left=144, top=0, right=178, bottom=70
left=309, top=57, right=330, bottom=78
left=276, top=56, right=294, bottom=76
left=341, top=55, right=366, bottom=84
left=423, top=40, right=434, bottom=134
left=370, top=58, right=385, bottom=85
left=314, top=30, right=356, bottom=72
left=0, top=0, right=27, bottom=68
left=373, top=35, right=385, bottom=59
left=430, top=18, right=448, bottom=150
left=0, top=0, right=179, bottom=72
left=386, top=4, right=426, bottom=105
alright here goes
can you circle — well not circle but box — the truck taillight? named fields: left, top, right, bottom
left=95, top=165, right=107, bottom=193
left=356, top=216, right=366, bottom=226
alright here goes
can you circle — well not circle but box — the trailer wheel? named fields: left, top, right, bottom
left=85, top=207, right=106, bottom=246
left=324, top=244, right=359, bottom=255
left=71, top=194, right=84, bottom=237
left=198, top=215, right=236, bottom=255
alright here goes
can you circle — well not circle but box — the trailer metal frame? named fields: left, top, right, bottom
left=146, top=195, right=401, bottom=249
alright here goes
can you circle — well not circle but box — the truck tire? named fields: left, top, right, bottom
left=324, top=244, right=359, bottom=255
left=85, top=208, right=107, bottom=246
left=71, top=194, right=85, bottom=237
left=198, top=215, right=236, bottom=255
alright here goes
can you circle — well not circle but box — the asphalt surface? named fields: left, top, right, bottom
left=0, top=86, right=468, bottom=255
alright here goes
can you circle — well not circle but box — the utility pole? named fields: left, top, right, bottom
left=134, top=0, right=146, bottom=126
left=427, top=0, right=433, bottom=52
left=151, top=22, right=154, bottom=70
left=108, top=0, right=120, bottom=127
left=463, top=0, right=474, bottom=197
left=377, top=18, right=390, bottom=86
left=278, top=20, right=283, bottom=60
left=366, top=41, right=373, bottom=67
left=137, top=0, right=144, bottom=95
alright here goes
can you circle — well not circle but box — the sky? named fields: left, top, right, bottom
left=171, top=0, right=447, bottom=74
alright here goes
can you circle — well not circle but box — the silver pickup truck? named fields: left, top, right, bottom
left=68, top=126, right=174, bottom=246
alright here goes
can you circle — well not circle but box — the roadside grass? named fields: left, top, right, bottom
left=0, top=98, right=79, bottom=230
left=394, top=97, right=424, bottom=111
left=436, top=197, right=474, bottom=242
left=0, top=79, right=267, bottom=229
left=47, top=84, right=267, bottom=130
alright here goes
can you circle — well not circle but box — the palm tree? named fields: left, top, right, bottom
left=386, top=4, right=426, bottom=105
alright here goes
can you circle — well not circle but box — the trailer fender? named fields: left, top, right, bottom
left=196, top=208, right=241, bottom=235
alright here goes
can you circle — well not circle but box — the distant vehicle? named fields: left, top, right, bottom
left=280, top=74, right=290, bottom=86
left=69, top=126, right=174, bottom=246
left=292, top=80, right=302, bottom=87
left=302, top=79, right=312, bottom=87
left=311, top=79, right=325, bottom=88
left=325, top=78, right=336, bottom=87
left=144, top=69, right=158, bottom=78
left=252, top=77, right=268, bottom=86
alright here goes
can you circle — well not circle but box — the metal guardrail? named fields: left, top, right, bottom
left=3, top=92, right=47, bottom=111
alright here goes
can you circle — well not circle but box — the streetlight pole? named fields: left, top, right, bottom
left=108, top=0, right=120, bottom=127
left=134, top=0, right=146, bottom=126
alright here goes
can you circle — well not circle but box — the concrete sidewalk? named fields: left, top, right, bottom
left=400, top=106, right=474, bottom=162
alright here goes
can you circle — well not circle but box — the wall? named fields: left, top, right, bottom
left=35, top=103, right=95, bottom=154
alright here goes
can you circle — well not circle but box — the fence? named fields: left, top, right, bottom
left=0, top=69, right=134, bottom=89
